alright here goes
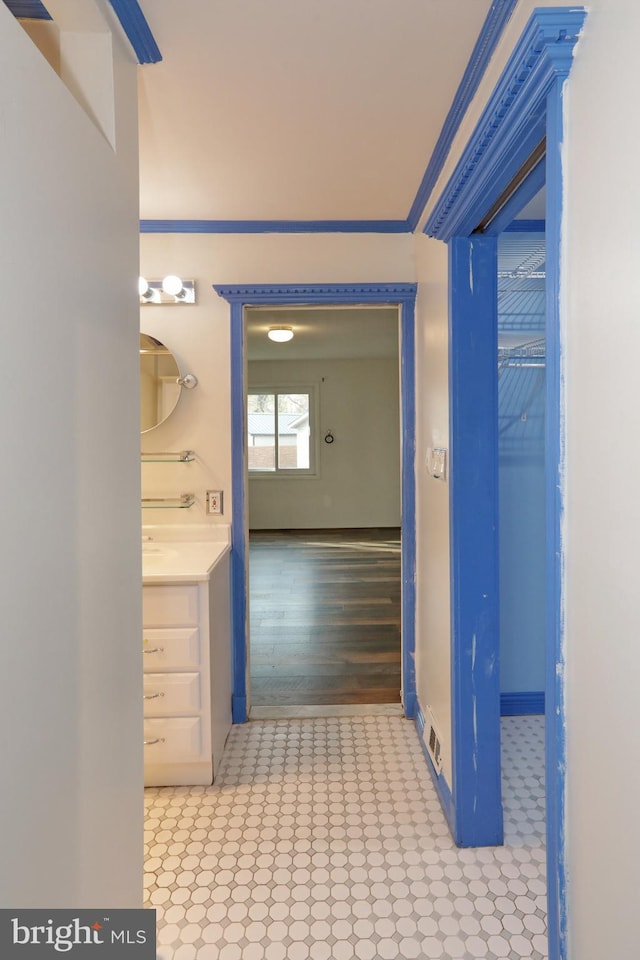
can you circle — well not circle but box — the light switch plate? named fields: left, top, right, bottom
left=428, top=447, right=447, bottom=481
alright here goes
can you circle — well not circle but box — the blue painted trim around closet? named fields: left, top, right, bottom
left=425, top=9, right=586, bottom=241
left=140, top=219, right=409, bottom=235
left=449, top=234, right=503, bottom=848
left=415, top=702, right=455, bottom=835
left=500, top=691, right=545, bottom=716
left=407, top=0, right=518, bottom=230
left=482, top=158, right=546, bottom=236
left=429, top=9, right=585, bottom=956
left=504, top=219, right=546, bottom=233
left=214, top=283, right=417, bottom=724
left=107, top=0, right=161, bottom=64
left=4, top=0, right=51, bottom=18
left=545, top=77, right=568, bottom=960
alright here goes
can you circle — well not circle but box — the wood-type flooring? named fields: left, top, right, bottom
left=249, top=528, right=401, bottom=706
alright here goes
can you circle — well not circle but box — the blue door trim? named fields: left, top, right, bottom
left=449, top=235, right=503, bottom=847
left=423, top=9, right=585, bottom=959
left=214, top=283, right=417, bottom=723
left=544, top=77, right=568, bottom=960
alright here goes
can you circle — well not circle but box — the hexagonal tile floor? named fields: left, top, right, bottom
left=146, top=714, right=546, bottom=959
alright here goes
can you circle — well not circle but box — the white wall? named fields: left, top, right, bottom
left=0, top=4, right=141, bottom=907
left=248, top=358, right=401, bottom=529
left=563, top=2, right=640, bottom=955
left=413, top=235, right=452, bottom=784
left=139, top=232, right=414, bottom=522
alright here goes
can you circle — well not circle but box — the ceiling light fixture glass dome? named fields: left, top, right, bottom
left=268, top=326, right=294, bottom=343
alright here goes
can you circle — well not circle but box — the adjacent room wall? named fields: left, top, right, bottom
left=0, top=4, right=141, bottom=907
left=247, top=357, right=401, bottom=529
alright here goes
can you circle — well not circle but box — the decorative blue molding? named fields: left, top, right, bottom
left=500, top=691, right=545, bottom=715
left=214, top=282, right=417, bottom=723
left=140, top=219, right=410, bottom=235
left=107, top=0, right=161, bottom=64
left=3, top=0, right=51, bottom=18
left=215, top=283, right=417, bottom=305
left=414, top=702, right=455, bottom=837
left=425, top=8, right=586, bottom=241
left=504, top=218, right=545, bottom=233
left=407, top=0, right=518, bottom=230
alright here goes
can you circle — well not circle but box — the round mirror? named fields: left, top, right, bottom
left=140, top=333, right=181, bottom=433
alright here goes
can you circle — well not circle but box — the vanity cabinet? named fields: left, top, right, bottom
left=142, top=553, right=231, bottom=786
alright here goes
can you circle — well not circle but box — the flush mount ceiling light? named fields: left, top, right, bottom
left=267, top=325, right=294, bottom=343
left=139, top=276, right=196, bottom=305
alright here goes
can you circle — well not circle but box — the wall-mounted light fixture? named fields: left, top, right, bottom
left=267, top=325, right=294, bottom=343
left=139, top=276, right=196, bottom=305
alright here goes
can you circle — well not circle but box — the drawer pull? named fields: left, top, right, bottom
left=143, top=692, right=165, bottom=700
left=143, top=647, right=164, bottom=654
left=144, top=738, right=165, bottom=746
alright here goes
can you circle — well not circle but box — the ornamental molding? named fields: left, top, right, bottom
left=214, top=283, right=417, bottom=305
left=424, top=8, right=586, bottom=241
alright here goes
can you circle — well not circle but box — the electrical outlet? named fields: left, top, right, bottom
left=206, top=490, right=223, bottom=515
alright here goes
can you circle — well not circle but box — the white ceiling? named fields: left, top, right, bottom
left=138, top=0, right=492, bottom=221
left=246, top=306, right=399, bottom=361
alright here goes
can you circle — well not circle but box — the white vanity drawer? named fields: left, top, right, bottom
left=142, top=628, right=200, bottom=670
left=143, top=672, right=200, bottom=716
left=144, top=717, right=203, bottom=761
left=142, top=585, right=199, bottom=627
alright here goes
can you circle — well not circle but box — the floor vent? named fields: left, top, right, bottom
left=424, top=705, right=443, bottom=774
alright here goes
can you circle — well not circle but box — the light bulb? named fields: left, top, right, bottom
left=268, top=326, right=294, bottom=343
left=138, top=276, right=149, bottom=296
left=162, top=274, right=184, bottom=296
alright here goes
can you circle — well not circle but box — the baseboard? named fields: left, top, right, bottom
left=500, top=691, right=545, bottom=716
left=414, top=701, right=455, bottom=840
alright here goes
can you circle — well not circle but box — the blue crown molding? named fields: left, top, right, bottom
left=425, top=8, right=586, bottom=241
left=140, top=219, right=410, bottom=235
left=214, top=282, right=417, bottom=304
left=501, top=691, right=545, bottom=715
left=504, top=218, right=546, bottom=233
left=406, top=0, right=518, bottom=230
left=107, top=0, right=161, bottom=64
left=3, top=0, right=51, bottom=18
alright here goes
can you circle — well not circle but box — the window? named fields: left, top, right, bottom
left=247, top=388, right=317, bottom=475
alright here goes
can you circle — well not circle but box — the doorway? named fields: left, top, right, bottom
left=244, top=304, right=402, bottom=706
left=214, top=283, right=417, bottom=722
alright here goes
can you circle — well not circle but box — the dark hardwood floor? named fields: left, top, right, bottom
left=249, top=528, right=401, bottom=706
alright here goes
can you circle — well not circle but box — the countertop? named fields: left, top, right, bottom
left=142, top=524, right=231, bottom=584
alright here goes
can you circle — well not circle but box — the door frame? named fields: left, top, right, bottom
left=424, top=8, right=585, bottom=959
left=214, top=283, right=417, bottom=723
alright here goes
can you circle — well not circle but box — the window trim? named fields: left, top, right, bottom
left=247, top=383, right=319, bottom=478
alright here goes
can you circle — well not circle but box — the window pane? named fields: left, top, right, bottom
left=277, top=393, right=310, bottom=469
left=247, top=395, right=275, bottom=471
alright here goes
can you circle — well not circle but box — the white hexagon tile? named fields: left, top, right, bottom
left=146, top=714, right=547, bottom=960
